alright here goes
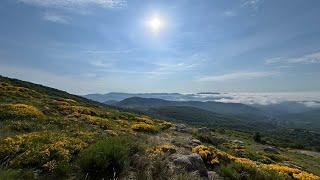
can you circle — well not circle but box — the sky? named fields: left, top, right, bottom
left=0, top=0, right=320, bottom=95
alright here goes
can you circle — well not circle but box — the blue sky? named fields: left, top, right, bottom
left=0, top=0, right=320, bottom=94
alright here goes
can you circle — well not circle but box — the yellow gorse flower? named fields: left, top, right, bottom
left=192, top=145, right=319, bottom=180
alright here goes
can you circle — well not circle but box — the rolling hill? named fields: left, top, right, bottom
left=113, top=97, right=273, bottom=130
left=1, top=75, right=320, bottom=179
left=115, top=97, right=265, bottom=117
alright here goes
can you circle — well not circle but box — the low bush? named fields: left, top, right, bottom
left=0, top=169, right=35, bottom=180
left=159, top=121, right=173, bottom=130
left=131, top=123, right=158, bottom=133
left=78, top=136, right=131, bottom=179
left=150, top=144, right=176, bottom=154
left=192, top=145, right=319, bottom=180
left=0, top=103, right=43, bottom=120
left=135, top=116, right=154, bottom=124
left=0, top=131, right=87, bottom=171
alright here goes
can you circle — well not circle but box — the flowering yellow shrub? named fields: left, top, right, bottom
left=58, top=105, right=98, bottom=116
left=0, top=82, right=41, bottom=98
left=63, top=98, right=77, bottom=103
left=0, top=131, right=88, bottom=171
left=150, top=144, right=176, bottom=154
left=131, top=123, right=157, bottom=133
left=192, top=145, right=319, bottom=180
left=0, top=103, right=44, bottom=120
left=159, top=121, right=173, bottom=130
left=78, top=114, right=109, bottom=128
left=192, top=145, right=221, bottom=165
left=135, top=116, right=154, bottom=124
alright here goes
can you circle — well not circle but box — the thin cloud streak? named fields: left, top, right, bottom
left=84, top=48, right=136, bottom=54
left=266, top=51, right=320, bottom=64
left=18, top=0, right=127, bottom=9
left=90, top=60, right=113, bottom=68
left=198, top=71, right=277, bottom=82
left=43, top=12, right=69, bottom=24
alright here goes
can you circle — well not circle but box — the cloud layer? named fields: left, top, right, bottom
left=18, top=0, right=126, bottom=9
left=198, top=71, right=277, bottom=82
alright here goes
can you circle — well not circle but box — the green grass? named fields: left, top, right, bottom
left=78, top=136, right=131, bottom=179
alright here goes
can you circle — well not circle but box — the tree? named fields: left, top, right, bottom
left=253, top=132, right=262, bottom=143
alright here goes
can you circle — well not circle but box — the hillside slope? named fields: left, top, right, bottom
left=115, top=97, right=264, bottom=117
left=0, top=76, right=319, bottom=179
left=114, top=97, right=274, bottom=130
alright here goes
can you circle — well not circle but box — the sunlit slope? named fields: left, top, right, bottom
left=0, top=75, right=319, bottom=180
left=0, top=76, right=173, bottom=178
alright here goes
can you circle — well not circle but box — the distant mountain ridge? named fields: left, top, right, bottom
left=83, top=92, right=222, bottom=103
left=115, top=97, right=264, bottom=116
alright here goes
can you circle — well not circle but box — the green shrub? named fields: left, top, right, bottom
left=254, top=132, right=262, bottom=143
left=78, top=136, right=131, bottom=179
left=150, top=157, right=170, bottom=180
left=219, top=163, right=240, bottom=179
left=0, top=169, right=35, bottom=180
left=176, top=173, right=199, bottom=180
left=219, top=162, right=287, bottom=180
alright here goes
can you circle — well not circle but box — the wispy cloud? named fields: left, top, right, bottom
left=43, top=12, right=69, bottom=24
left=223, top=11, right=236, bottom=17
left=265, top=51, right=320, bottom=65
left=18, top=0, right=126, bottom=9
left=84, top=49, right=136, bottom=54
left=90, top=60, right=113, bottom=68
left=241, top=0, right=263, bottom=10
left=154, top=62, right=198, bottom=73
left=198, top=71, right=277, bottom=82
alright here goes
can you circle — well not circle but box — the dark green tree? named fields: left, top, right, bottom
left=253, top=132, right=262, bottom=143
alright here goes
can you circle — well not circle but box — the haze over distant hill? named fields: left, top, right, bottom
left=83, top=92, right=223, bottom=102
left=114, top=97, right=264, bottom=117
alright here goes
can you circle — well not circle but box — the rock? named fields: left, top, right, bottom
left=197, top=127, right=211, bottom=134
left=208, top=171, right=223, bottom=180
left=282, top=162, right=302, bottom=170
left=189, top=139, right=201, bottom=146
left=232, top=140, right=244, bottom=145
left=206, top=136, right=226, bottom=146
left=171, top=153, right=208, bottom=177
left=171, top=124, right=193, bottom=133
left=264, top=146, right=280, bottom=154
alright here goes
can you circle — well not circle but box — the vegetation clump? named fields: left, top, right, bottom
left=78, top=114, right=109, bottom=129
left=131, top=123, right=158, bottom=133
left=159, top=121, right=173, bottom=130
left=135, top=116, right=154, bottom=124
left=0, top=103, right=43, bottom=120
left=192, top=145, right=320, bottom=180
left=0, top=131, right=88, bottom=172
left=78, top=136, right=131, bottom=179
left=150, top=144, right=176, bottom=154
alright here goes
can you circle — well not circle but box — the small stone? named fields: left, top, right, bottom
left=264, top=146, right=280, bottom=154
left=232, top=140, right=244, bottom=145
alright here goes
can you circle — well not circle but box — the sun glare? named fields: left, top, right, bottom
left=147, top=15, right=164, bottom=34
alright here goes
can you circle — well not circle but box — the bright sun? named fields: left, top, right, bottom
left=147, top=15, right=164, bottom=34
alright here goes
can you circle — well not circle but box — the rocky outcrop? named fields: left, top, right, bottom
left=170, top=153, right=208, bottom=177
left=171, top=124, right=193, bottom=133
left=197, top=127, right=211, bottom=134
left=189, top=139, right=202, bottom=146
left=264, top=146, right=280, bottom=154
